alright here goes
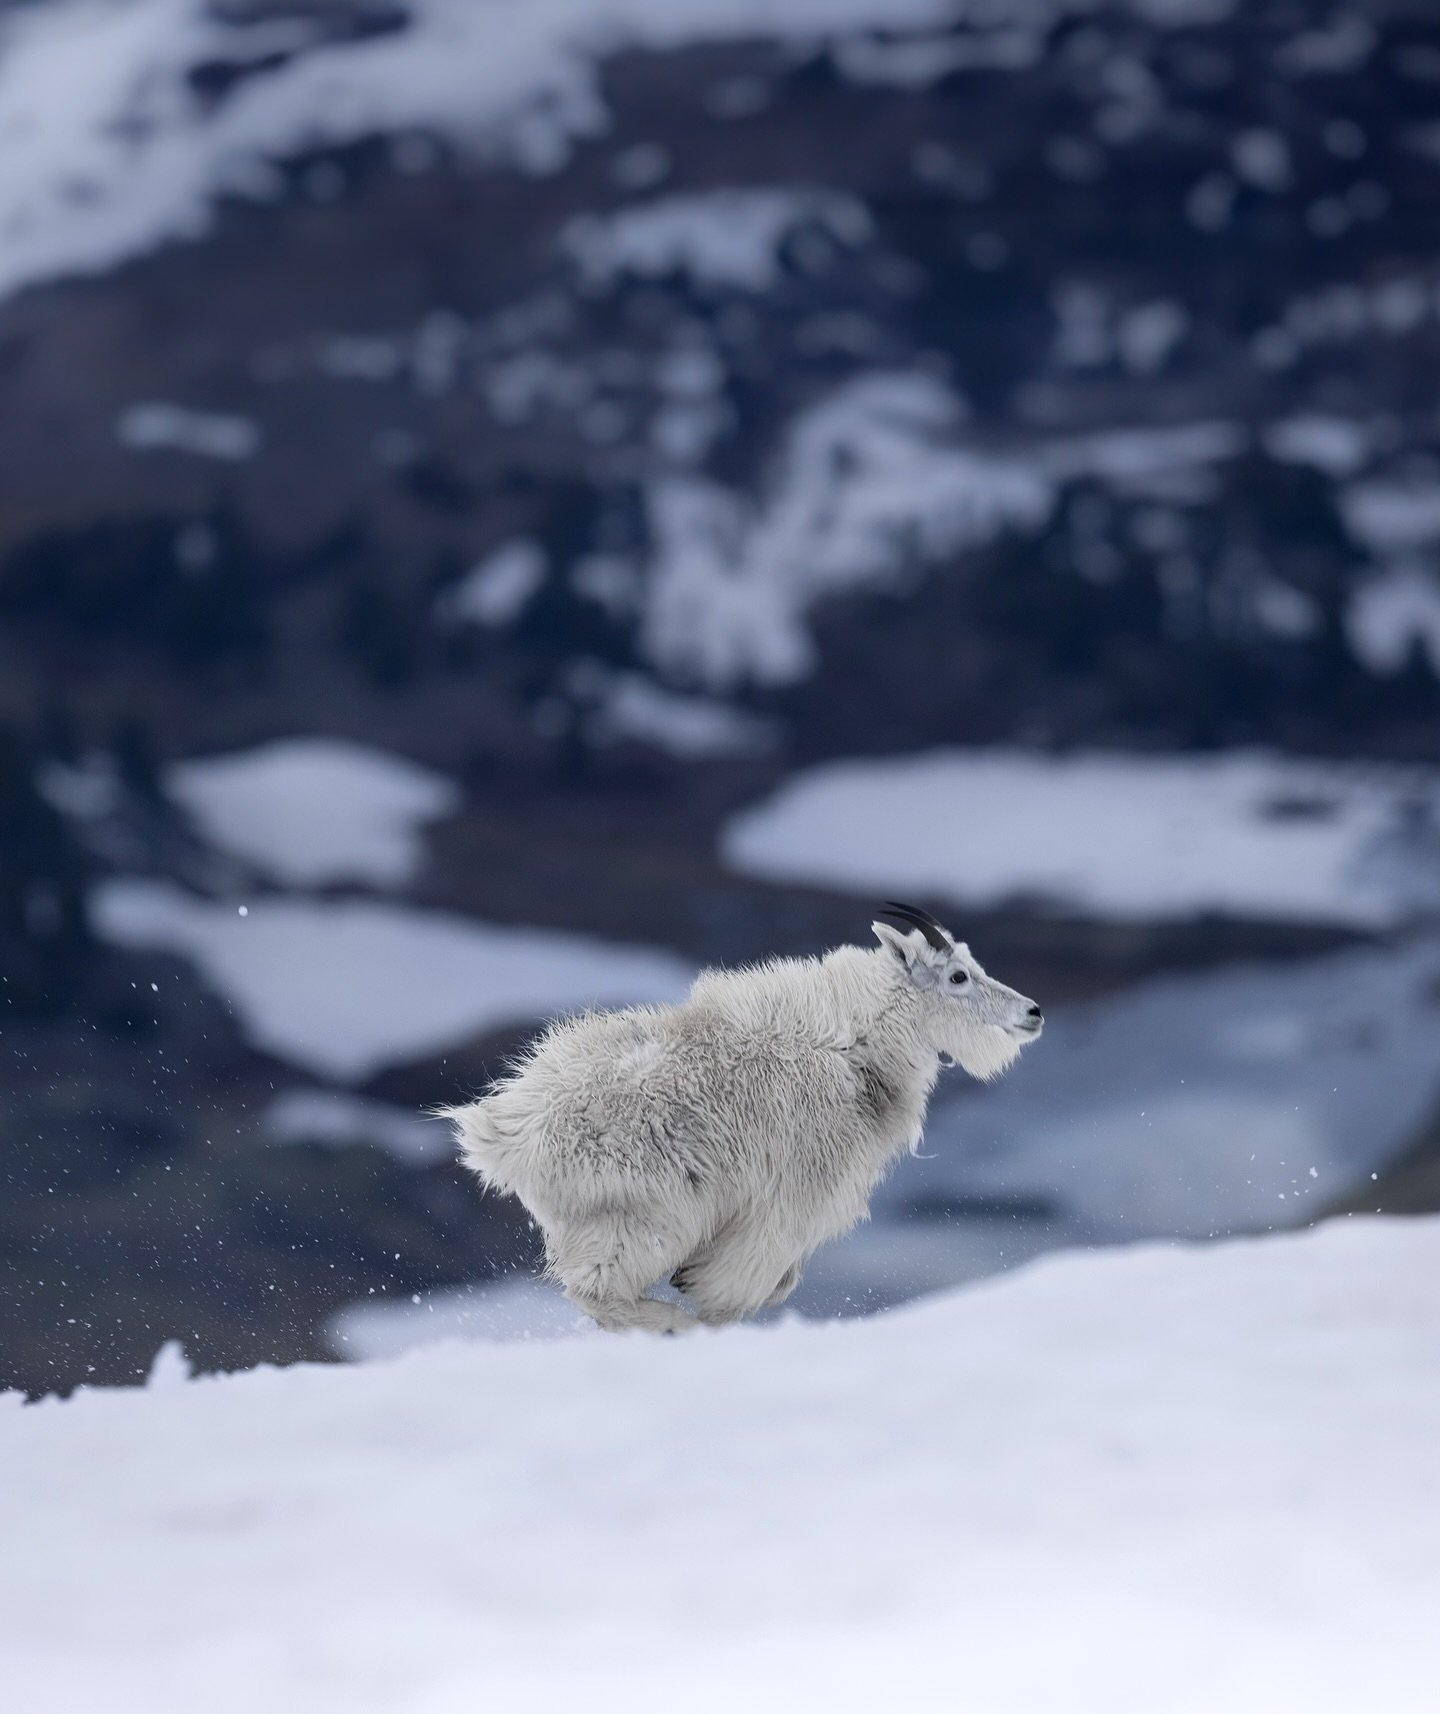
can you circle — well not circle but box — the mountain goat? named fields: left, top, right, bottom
left=443, top=902, right=1042, bottom=1333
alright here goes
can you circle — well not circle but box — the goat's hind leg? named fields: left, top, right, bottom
left=547, top=1208, right=696, bottom=1335
left=674, top=1223, right=800, bottom=1327
left=764, top=1261, right=801, bottom=1308
left=569, top=1293, right=694, bottom=1334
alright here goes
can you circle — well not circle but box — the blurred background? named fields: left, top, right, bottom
left=2, top=0, right=1438, bottom=1395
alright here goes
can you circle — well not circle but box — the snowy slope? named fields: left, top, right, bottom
left=4, top=1216, right=1437, bottom=1714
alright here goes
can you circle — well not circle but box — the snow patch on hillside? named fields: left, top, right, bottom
left=1343, top=476, right=1440, bottom=556
left=1262, top=412, right=1374, bottom=477
left=723, top=747, right=1440, bottom=926
left=263, top=1089, right=452, bottom=1163
left=2, top=1217, right=1434, bottom=1714
left=640, top=372, right=1050, bottom=689
left=92, top=881, right=693, bottom=1080
left=0, top=0, right=1237, bottom=310
left=116, top=401, right=261, bottom=460
left=1348, top=564, right=1440, bottom=674
left=565, top=188, right=872, bottom=291
left=437, top=540, right=547, bottom=628
left=570, top=663, right=779, bottom=757
left=168, top=739, right=460, bottom=888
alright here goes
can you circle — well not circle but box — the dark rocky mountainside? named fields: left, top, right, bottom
left=3, top=1, right=1440, bottom=781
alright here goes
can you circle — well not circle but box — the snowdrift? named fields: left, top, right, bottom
left=4, top=1216, right=1437, bottom=1714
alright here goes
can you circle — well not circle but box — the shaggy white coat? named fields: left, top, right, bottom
left=443, top=918, right=1042, bottom=1332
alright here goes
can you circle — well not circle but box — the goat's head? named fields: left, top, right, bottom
left=873, top=901, right=1043, bottom=1081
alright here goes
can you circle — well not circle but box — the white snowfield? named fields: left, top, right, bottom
left=168, top=738, right=461, bottom=888
left=724, top=747, right=1440, bottom=927
left=4, top=1217, right=1437, bottom=1714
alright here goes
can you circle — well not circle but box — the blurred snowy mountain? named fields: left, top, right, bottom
left=4, top=0, right=1440, bottom=775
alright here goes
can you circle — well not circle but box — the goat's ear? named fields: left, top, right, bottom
left=873, top=920, right=921, bottom=969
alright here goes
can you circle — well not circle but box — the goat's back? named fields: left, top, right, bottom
left=452, top=948, right=894, bottom=1213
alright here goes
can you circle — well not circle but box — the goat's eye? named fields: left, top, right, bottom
left=949, top=970, right=969, bottom=986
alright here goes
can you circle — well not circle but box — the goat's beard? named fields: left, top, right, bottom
left=953, top=1026, right=1023, bottom=1084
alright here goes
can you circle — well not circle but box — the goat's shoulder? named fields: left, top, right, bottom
left=683, top=944, right=888, bottom=1042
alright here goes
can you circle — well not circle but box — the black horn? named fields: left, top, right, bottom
left=878, top=900, right=952, bottom=953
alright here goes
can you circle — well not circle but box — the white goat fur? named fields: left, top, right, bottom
left=443, top=918, right=1042, bottom=1333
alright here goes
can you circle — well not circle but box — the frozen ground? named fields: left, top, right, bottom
left=92, top=881, right=694, bottom=1081
left=5, top=1216, right=1437, bottom=1714
left=724, top=747, right=1440, bottom=927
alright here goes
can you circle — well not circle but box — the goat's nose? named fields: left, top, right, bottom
left=1027, top=1004, right=1043, bottom=1021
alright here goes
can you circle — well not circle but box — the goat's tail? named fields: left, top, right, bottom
left=433, top=1095, right=530, bottom=1196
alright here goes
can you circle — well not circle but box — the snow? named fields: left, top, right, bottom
left=1250, top=574, right=1319, bottom=639
left=91, top=881, right=694, bottom=1081
left=1348, top=565, right=1440, bottom=674
left=116, top=402, right=260, bottom=461
left=168, top=739, right=460, bottom=888
left=833, top=27, right=1044, bottom=85
left=722, top=747, right=1440, bottom=927
left=438, top=540, right=547, bottom=628
left=329, top=1275, right=576, bottom=1358
left=1275, top=14, right=1376, bottom=77
left=1230, top=128, right=1291, bottom=192
left=1273, top=276, right=1432, bottom=359
left=571, top=665, right=779, bottom=758
left=564, top=188, right=872, bottom=292
left=1115, top=299, right=1188, bottom=374
left=0, top=0, right=1235, bottom=311
left=262, top=1089, right=452, bottom=1164
left=36, top=754, right=123, bottom=822
left=1262, top=413, right=1372, bottom=478
left=1342, top=478, right=1440, bottom=557
left=1039, top=419, right=1244, bottom=488
left=639, top=373, right=1051, bottom=690
left=0, top=0, right=952, bottom=307
left=3, top=1216, right=1436, bottom=1714
left=1371, top=278, right=1429, bottom=334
